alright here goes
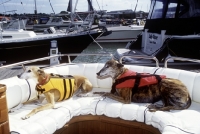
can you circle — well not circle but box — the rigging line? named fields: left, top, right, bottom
left=0, top=0, right=11, bottom=6
left=95, top=0, right=101, bottom=11
left=0, top=0, right=9, bottom=14
left=19, top=0, right=25, bottom=14
left=95, top=0, right=104, bottom=18
left=49, top=0, right=55, bottom=14
left=88, top=31, right=114, bottom=58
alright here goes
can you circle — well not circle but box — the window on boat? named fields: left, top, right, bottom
left=166, top=1, right=177, bottom=18
left=149, top=0, right=178, bottom=19
left=185, top=0, right=200, bottom=17
left=150, top=0, right=164, bottom=19
left=148, top=0, right=200, bottom=19
left=51, top=18, right=62, bottom=22
left=2, top=36, right=12, bottom=38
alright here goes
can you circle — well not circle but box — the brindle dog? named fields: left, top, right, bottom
left=96, top=59, right=191, bottom=112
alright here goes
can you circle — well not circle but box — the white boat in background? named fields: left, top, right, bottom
left=96, top=24, right=143, bottom=43
left=32, top=15, right=71, bottom=32
left=96, top=18, right=144, bottom=43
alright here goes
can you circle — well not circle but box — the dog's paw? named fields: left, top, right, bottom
left=76, top=93, right=87, bottom=97
left=93, top=92, right=107, bottom=94
left=9, top=109, right=15, bottom=113
left=21, top=115, right=30, bottom=120
left=147, top=104, right=157, bottom=112
left=104, top=93, right=111, bottom=96
left=76, top=92, right=108, bottom=97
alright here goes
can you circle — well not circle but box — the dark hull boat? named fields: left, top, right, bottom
left=114, top=0, right=200, bottom=70
left=0, top=31, right=101, bottom=65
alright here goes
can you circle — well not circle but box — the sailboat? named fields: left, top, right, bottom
left=32, top=0, right=96, bottom=32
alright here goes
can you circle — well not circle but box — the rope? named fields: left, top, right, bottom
left=88, top=32, right=114, bottom=59
left=25, top=79, right=31, bottom=102
left=53, top=106, right=72, bottom=119
left=95, top=96, right=106, bottom=115
left=166, top=125, right=195, bottom=134
left=143, top=107, right=149, bottom=124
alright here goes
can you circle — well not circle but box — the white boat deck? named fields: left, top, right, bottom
left=106, top=25, right=144, bottom=31
left=96, top=24, right=143, bottom=43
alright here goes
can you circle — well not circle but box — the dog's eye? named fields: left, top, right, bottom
left=27, top=70, right=31, bottom=73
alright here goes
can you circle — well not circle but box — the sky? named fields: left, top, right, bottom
left=0, top=0, right=151, bottom=14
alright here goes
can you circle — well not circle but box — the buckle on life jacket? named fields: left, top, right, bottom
left=36, top=85, right=45, bottom=99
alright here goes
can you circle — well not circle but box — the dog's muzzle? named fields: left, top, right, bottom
left=17, top=73, right=23, bottom=79
left=96, top=72, right=100, bottom=76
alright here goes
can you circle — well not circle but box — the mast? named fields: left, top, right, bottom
left=134, top=0, right=138, bottom=18
left=88, top=0, right=93, bottom=11
left=34, top=0, right=37, bottom=14
left=67, top=0, right=72, bottom=12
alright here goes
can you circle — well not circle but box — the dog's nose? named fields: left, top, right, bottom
left=96, top=72, right=100, bottom=76
left=17, top=75, right=21, bottom=78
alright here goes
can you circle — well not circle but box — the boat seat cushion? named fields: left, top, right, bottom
left=1, top=63, right=200, bottom=134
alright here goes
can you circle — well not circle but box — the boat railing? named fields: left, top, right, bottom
left=119, top=55, right=160, bottom=67
left=164, top=56, right=200, bottom=68
left=0, top=53, right=111, bottom=70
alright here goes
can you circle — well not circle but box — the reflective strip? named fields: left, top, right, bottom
left=62, top=79, right=67, bottom=101
left=69, top=79, right=73, bottom=98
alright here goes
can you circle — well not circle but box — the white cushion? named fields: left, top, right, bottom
left=0, top=76, right=36, bottom=110
left=1, top=63, right=200, bottom=134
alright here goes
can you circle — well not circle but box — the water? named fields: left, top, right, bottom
left=74, top=42, right=200, bottom=73
left=73, top=42, right=127, bottom=63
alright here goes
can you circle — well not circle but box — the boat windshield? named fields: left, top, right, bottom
left=148, top=0, right=200, bottom=19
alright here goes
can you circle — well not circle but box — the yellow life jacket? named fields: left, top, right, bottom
left=36, top=75, right=75, bottom=101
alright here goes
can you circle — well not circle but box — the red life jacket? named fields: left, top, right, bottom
left=111, top=70, right=166, bottom=93
left=116, top=70, right=166, bottom=88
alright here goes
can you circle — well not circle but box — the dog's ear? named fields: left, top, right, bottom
left=37, top=69, right=46, bottom=79
left=117, top=63, right=124, bottom=68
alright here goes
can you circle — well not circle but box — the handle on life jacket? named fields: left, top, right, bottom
left=50, top=73, right=74, bottom=79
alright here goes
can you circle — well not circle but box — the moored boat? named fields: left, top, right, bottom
left=0, top=54, right=200, bottom=134
left=0, top=22, right=102, bottom=65
left=114, top=0, right=200, bottom=69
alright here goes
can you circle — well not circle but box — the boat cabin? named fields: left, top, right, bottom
left=115, top=0, right=200, bottom=67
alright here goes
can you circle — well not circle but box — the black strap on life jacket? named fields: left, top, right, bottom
left=111, top=73, right=163, bottom=94
left=58, top=75, right=74, bottom=101
left=36, top=85, right=45, bottom=93
left=36, top=85, right=45, bottom=98
left=62, top=79, right=67, bottom=101
left=132, top=73, right=141, bottom=95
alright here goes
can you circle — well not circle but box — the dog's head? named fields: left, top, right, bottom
left=18, top=66, right=46, bottom=82
left=96, top=59, right=124, bottom=79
